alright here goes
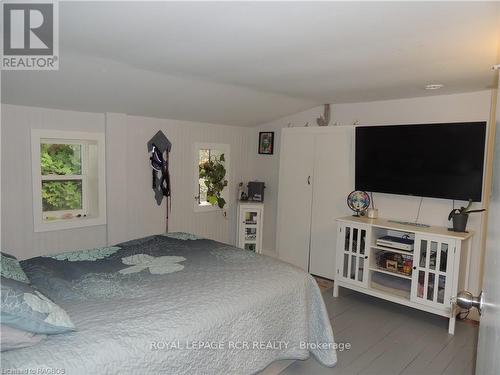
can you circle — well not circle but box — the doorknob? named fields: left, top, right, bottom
left=452, top=290, right=483, bottom=315
left=307, top=176, right=311, bottom=185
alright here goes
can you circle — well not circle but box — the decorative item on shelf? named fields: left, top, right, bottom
left=316, top=104, right=331, bottom=127
left=376, top=250, right=413, bottom=276
left=367, top=208, right=378, bottom=219
left=247, top=181, right=265, bottom=202
left=367, top=192, right=378, bottom=219
left=258, top=132, right=274, bottom=155
left=386, top=260, right=398, bottom=272
left=238, top=182, right=248, bottom=201
left=346, top=190, right=370, bottom=217
left=403, top=260, right=413, bottom=275
left=448, top=199, right=486, bottom=232
left=199, top=153, right=228, bottom=209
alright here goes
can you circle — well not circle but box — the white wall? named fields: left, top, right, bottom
left=1, top=104, right=255, bottom=259
left=106, top=113, right=254, bottom=246
left=252, top=90, right=493, bottom=296
left=1, top=105, right=108, bottom=259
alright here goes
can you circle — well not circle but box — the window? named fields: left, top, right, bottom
left=194, top=143, right=230, bottom=212
left=31, top=130, right=106, bottom=232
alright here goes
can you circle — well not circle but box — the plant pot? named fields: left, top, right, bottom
left=452, top=213, right=469, bottom=232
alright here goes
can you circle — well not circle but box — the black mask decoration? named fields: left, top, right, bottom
left=147, top=131, right=172, bottom=230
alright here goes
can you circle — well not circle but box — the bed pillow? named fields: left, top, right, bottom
left=1, top=253, right=75, bottom=335
left=0, top=252, right=30, bottom=284
left=0, top=324, right=46, bottom=352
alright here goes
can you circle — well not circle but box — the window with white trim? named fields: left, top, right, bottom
left=194, top=143, right=230, bottom=212
left=32, top=130, right=106, bottom=232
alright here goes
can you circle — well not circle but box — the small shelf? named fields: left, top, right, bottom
left=370, top=281, right=411, bottom=301
left=371, top=245, right=414, bottom=255
left=369, top=267, right=412, bottom=280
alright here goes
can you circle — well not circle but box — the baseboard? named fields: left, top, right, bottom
left=261, top=249, right=278, bottom=258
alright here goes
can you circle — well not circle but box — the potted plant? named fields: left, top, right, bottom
left=448, top=199, right=485, bottom=232
left=199, top=154, right=228, bottom=209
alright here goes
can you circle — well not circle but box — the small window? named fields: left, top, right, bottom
left=32, top=130, right=106, bottom=232
left=194, top=143, right=229, bottom=212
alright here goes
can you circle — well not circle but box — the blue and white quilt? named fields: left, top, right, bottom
left=2, top=234, right=337, bottom=374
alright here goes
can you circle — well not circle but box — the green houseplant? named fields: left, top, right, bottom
left=448, top=199, right=485, bottom=232
left=199, top=154, right=228, bottom=209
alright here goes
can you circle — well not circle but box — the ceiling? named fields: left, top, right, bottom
left=2, top=2, right=499, bottom=127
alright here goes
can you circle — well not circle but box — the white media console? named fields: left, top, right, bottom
left=333, top=216, right=473, bottom=334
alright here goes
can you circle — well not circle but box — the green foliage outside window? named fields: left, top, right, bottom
left=41, top=144, right=83, bottom=212
left=41, top=143, right=81, bottom=175
left=199, top=153, right=228, bottom=209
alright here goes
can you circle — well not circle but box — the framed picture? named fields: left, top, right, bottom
left=258, top=132, right=274, bottom=155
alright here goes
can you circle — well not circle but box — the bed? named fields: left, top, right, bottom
left=2, top=233, right=337, bottom=374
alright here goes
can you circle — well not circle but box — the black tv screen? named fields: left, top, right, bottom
left=355, top=122, right=487, bottom=202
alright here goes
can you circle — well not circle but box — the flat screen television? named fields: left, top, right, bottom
left=355, top=122, right=487, bottom=202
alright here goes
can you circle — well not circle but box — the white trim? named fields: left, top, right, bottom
left=41, top=175, right=84, bottom=181
left=31, top=129, right=106, bottom=232
left=193, top=142, right=230, bottom=213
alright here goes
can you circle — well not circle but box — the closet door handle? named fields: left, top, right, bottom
left=307, top=176, right=311, bottom=185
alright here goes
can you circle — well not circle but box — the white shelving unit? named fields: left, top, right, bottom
left=237, top=202, right=264, bottom=253
left=334, top=216, right=473, bottom=334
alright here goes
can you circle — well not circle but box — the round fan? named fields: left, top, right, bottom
left=347, top=190, right=370, bottom=217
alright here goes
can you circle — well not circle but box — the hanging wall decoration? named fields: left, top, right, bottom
left=147, top=131, right=172, bottom=230
left=258, top=132, right=274, bottom=154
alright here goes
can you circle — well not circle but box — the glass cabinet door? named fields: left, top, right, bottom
left=411, top=235, right=454, bottom=308
left=338, top=224, right=369, bottom=287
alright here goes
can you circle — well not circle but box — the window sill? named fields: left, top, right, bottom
left=34, top=215, right=106, bottom=232
left=194, top=202, right=226, bottom=213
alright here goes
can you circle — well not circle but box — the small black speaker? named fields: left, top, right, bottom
left=247, top=181, right=265, bottom=202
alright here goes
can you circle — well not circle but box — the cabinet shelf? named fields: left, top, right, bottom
left=370, top=281, right=411, bottom=301
left=371, top=245, right=413, bottom=255
left=369, top=267, right=412, bottom=280
left=238, top=203, right=264, bottom=254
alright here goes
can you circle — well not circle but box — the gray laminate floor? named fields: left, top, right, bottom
left=280, top=287, right=478, bottom=375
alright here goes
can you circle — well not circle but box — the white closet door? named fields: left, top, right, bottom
left=309, top=128, right=353, bottom=280
left=276, top=130, right=315, bottom=271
